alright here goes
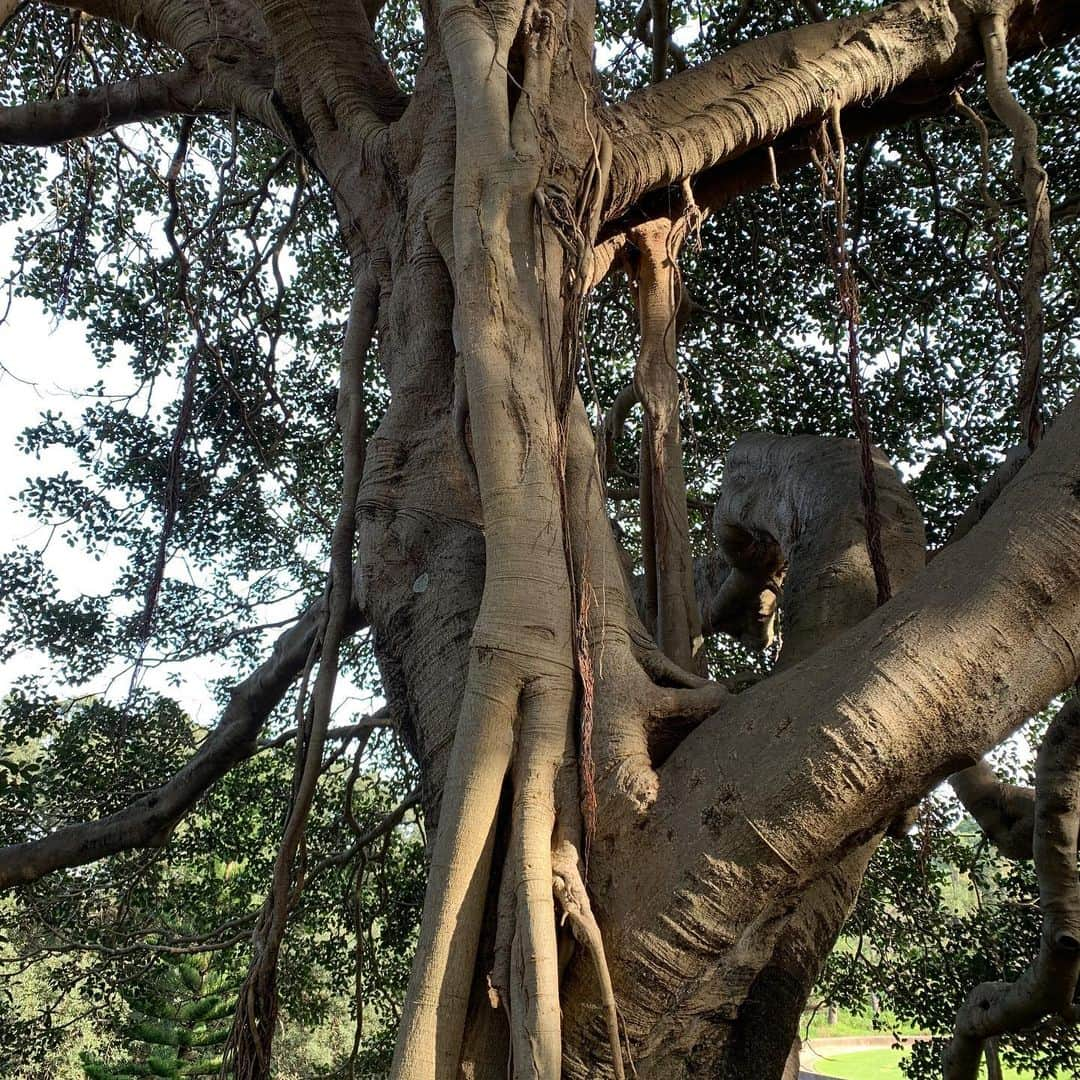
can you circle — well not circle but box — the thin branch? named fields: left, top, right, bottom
left=0, top=599, right=364, bottom=890
left=258, top=709, right=393, bottom=751
left=308, top=787, right=422, bottom=875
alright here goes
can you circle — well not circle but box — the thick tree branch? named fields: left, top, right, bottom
left=944, top=448, right=1038, bottom=859
left=940, top=445, right=1031, bottom=553
left=0, top=600, right=364, bottom=890
left=0, top=0, right=21, bottom=29
left=599, top=0, right=1079, bottom=222
left=565, top=392, right=1080, bottom=1071
left=0, top=67, right=216, bottom=147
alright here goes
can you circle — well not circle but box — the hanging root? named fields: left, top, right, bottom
left=225, top=272, right=377, bottom=1079
left=633, top=0, right=687, bottom=78
left=552, top=838, right=626, bottom=1080
left=812, top=103, right=892, bottom=609
left=627, top=218, right=704, bottom=674
left=976, top=1, right=1052, bottom=449
left=943, top=695, right=1080, bottom=1080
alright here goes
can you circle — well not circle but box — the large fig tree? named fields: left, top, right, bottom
left=1, top=0, right=1079, bottom=1077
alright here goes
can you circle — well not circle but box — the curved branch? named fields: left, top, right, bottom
left=599, top=0, right=1079, bottom=222
left=944, top=696, right=1080, bottom=1079
left=32, top=3, right=290, bottom=143
left=252, top=0, right=407, bottom=148
left=0, top=67, right=218, bottom=146
left=0, top=599, right=364, bottom=890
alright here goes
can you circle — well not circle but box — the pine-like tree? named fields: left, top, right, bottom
left=81, top=955, right=237, bottom=1080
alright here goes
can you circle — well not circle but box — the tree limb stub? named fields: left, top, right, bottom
left=944, top=696, right=1080, bottom=1080
left=709, top=434, right=925, bottom=665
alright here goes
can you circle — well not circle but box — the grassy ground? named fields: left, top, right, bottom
left=802, top=1007, right=922, bottom=1041
left=807, top=1047, right=1058, bottom=1080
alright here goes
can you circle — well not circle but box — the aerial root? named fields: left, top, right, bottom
left=225, top=272, right=377, bottom=1080
left=552, top=839, right=627, bottom=1079
left=390, top=667, right=518, bottom=1080
left=976, top=1, right=1052, bottom=449
left=486, top=714, right=631, bottom=1078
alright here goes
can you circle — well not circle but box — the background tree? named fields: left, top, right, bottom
left=0, top=0, right=1079, bottom=1077
left=0, top=693, right=424, bottom=1077
left=80, top=952, right=238, bottom=1080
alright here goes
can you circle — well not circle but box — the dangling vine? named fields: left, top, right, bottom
left=812, top=102, right=892, bottom=608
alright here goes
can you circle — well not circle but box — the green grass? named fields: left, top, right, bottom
left=807, top=1046, right=1063, bottom=1080
left=802, top=1007, right=922, bottom=1040
left=805, top=1049, right=903, bottom=1079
